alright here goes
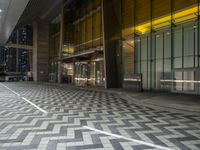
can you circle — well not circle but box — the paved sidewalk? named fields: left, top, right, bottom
left=41, top=82, right=200, bottom=113
left=0, top=82, right=199, bottom=150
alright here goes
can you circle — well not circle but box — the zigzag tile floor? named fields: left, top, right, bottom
left=0, top=82, right=200, bottom=150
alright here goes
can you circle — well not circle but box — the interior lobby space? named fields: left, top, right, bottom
left=0, top=0, right=200, bottom=150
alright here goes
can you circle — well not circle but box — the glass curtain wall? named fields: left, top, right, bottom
left=122, top=0, right=135, bottom=89
left=63, top=0, right=104, bottom=87
left=152, top=0, right=172, bottom=90
left=172, top=0, right=198, bottom=93
left=123, top=39, right=134, bottom=81
left=49, top=22, right=60, bottom=82
left=71, top=0, right=102, bottom=54
left=122, top=0, right=200, bottom=93
left=134, top=0, right=151, bottom=89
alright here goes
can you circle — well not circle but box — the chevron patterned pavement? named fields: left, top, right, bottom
left=0, top=82, right=200, bottom=150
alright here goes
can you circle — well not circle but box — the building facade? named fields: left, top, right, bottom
left=122, top=0, right=200, bottom=95
left=43, top=0, right=200, bottom=95
left=6, top=0, right=199, bottom=95
left=61, top=0, right=104, bottom=86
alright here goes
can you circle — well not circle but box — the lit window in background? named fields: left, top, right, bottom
left=123, top=5, right=199, bottom=36
left=63, top=45, right=75, bottom=55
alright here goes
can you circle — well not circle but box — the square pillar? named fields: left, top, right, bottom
left=32, top=22, right=50, bottom=82
left=58, top=9, right=64, bottom=84
left=102, top=0, right=123, bottom=88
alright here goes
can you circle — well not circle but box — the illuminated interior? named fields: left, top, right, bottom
left=123, top=5, right=199, bottom=36
left=63, top=45, right=75, bottom=55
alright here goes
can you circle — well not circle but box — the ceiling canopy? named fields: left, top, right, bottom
left=0, top=0, right=87, bottom=45
left=0, top=0, right=30, bottom=45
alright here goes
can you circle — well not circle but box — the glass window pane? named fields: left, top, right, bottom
left=156, top=33, right=163, bottom=59
left=184, top=24, right=194, bottom=57
left=134, top=38, right=141, bottom=62
left=141, top=61, right=147, bottom=89
left=134, top=37, right=141, bottom=74
left=156, top=60, right=162, bottom=89
left=164, top=31, right=171, bottom=58
left=123, top=39, right=134, bottom=79
left=174, top=57, right=182, bottom=68
left=184, top=57, right=194, bottom=68
left=174, top=27, right=182, bottom=57
left=141, top=36, right=148, bottom=61
left=173, top=26, right=183, bottom=68
left=135, top=62, right=140, bottom=74
left=154, top=32, right=164, bottom=89
left=195, top=24, right=199, bottom=67
left=164, top=59, right=171, bottom=72
left=184, top=23, right=195, bottom=68
left=183, top=71, right=195, bottom=91
left=173, top=71, right=182, bottom=91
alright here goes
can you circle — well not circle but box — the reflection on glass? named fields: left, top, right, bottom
left=74, top=61, right=104, bottom=86
left=183, top=71, right=195, bottom=91
left=123, top=39, right=134, bottom=81
left=122, top=0, right=199, bottom=93
left=173, top=72, right=183, bottom=91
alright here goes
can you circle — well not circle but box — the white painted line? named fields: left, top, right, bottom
left=83, top=126, right=173, bottom=150
left=0, top=83, right=20, bottom=96
left=0, top=83, right=48, bottom=114
left=21, top=97, right=48, bottom=114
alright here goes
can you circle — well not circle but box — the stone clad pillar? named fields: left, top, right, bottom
left=102, top=0, right=123, bottom=88
left=58, top=10, right=64, bottom=84
left=32, top=22, right=50, bottom=82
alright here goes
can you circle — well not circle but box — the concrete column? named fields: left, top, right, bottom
left=16, top=30, right=19, bottom=73
left=58, top=10, right=64, bottom=83
left=32, top=22, right=50, bottom=82
left=102, top=0, right=123, bottom=88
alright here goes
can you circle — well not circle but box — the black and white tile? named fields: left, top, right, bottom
left=0, top=82, right=200, bottom=150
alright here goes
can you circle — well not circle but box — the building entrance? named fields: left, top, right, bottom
left=74, top=60, right=104, bottom=86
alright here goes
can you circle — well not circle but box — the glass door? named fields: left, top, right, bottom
left=95, top=60, right=104, bottom=86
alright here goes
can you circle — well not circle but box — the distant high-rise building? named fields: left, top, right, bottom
left=0, top=46, right=6, bottom=72
left=1, top=25, right=33, bottom=73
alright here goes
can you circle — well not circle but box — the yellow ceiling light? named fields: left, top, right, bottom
left=135, top=22, right=151, bottom=34
left=174, top=6, right=197, bottom=22
left=123, top=5, right=199, bottom=37
left=63, top=46, right=74, bottom=54
left=152, top=15, right=171, bottom=29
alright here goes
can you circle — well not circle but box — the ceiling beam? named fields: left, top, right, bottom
left=6, top=43, right=33, bottom=50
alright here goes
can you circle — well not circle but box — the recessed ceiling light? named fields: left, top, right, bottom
left=0, top=9, right=2, bottom=13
